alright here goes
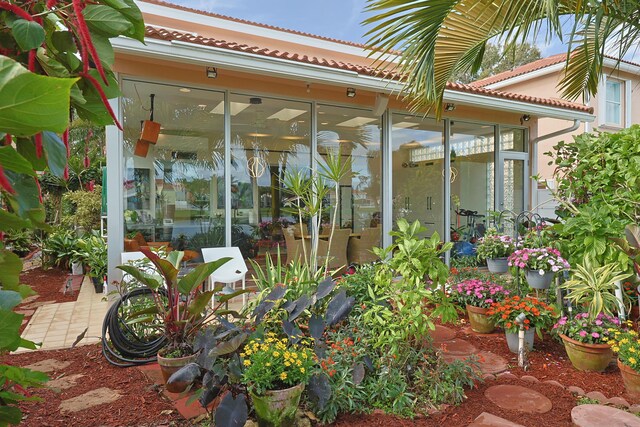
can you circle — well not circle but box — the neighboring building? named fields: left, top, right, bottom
left=105, top=0, right=596, bottom=282
left=472, top=54, right=640, bottom=217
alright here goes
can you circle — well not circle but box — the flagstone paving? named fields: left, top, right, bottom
left=468, top=412, right=525, bottom=427
left=484, top=384, right=553, bottom=414
left=571, top=404, right=640, bottom=426
left=58, top=387, right=122, bottom=413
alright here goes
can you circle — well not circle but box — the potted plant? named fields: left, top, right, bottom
left=561, top=259, right=632, bottom=319
left=553, top=312, right=622, bottom=371
left=604, top=327, right=640, bottom=398
left=241, top=334, right=315, bottom=427
left=508, top=247, right=570, bottom=289
left=476, top=228, right=515, bottom=273
left=118, top=248, right=245, bottom=393
left=450, top=279, right=510, bottom=333
left=487, top=296, right=556, bottom=353
left=75, top=233, right=108, bottom=293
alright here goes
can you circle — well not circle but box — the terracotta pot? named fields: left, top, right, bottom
left=505, top=328, right=535, bottom=353
left=157, top=351, right=197, bottom=393
left=525, top=270, right=554, bottom=290
left=618, top=358, right=640, bottom=399
left=466, top=305, right=496, bottom=334
left=250, top=383, right=305, bottom=427
left=560, top=334, right=612, bottom=372
left=486, top=258, right=508, bottom=274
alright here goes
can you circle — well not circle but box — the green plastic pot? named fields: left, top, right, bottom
left=250, top=383, right=304, bottom=427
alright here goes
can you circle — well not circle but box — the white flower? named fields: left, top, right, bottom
left=538, top=269, right=545, bottom=275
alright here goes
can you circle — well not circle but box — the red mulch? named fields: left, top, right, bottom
left=1, top=345, right=183, bottom=427
left=333, top=377, right=577, bottom=427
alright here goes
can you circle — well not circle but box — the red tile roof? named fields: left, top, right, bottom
left=472, top=53, right=640, bottom=88
left=142, top=26, right=594, bottom=115
left=139, top=0, right=369, bottom=50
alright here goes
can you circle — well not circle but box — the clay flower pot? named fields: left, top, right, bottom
left=466, top=305, right=496, bottom=334
left=486, top=258, right=508, bottom=274
left=157, top=352, right=197, bottom=393
left=525, top=270, right=554, bottom=290
left=560, top=334, right=612, bottom=372
left=618, top=358, right=640, bottom=399
left=250, top=383, right=305, bottom=427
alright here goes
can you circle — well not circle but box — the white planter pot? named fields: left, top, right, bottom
left=71, top=262, right=84, bottom=276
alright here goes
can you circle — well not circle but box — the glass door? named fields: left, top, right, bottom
left=497, top=153, right=528, bottom=217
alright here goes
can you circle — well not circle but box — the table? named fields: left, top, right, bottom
left=301, top=233, right=361, bottom=240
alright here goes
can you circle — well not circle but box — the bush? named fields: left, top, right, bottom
left=5, top=229, right=34, bottom=257
left=42, top=229, right=79, bottom=269
left=61, top=187, right=102, bottom=232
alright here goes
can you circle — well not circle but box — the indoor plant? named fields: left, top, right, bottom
left=75, top=233, right=108, bottom=293
left=476, top=228, right=515, bottom=273
left=487, top=296, right=556, bottom=353
left=561, top=259, right=632, bottom=319
left=604, top=326, right=640, bottom=398
left=450, top=279, right=510, bottom=333
left=118, top=248, right=244, bottom=393
left=241, top=334, right=315, bottom=427
left=508, top=247, right=570, bottom=289
left=553, top=312, right=622, bottom=371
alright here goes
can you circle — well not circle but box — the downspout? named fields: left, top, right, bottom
left=530, top=119, right=581, bottom=212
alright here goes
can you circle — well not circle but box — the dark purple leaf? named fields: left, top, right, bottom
left=325, top=289, right=355, bottom=326
left=308, top=373, right=331, bottom=410
left=315, top=277, right=335, bottom=301
left=288, top=294, right=310, bottom=321
left=214, top=392, right=247, bottom=427
left=282, top=320, right=302, bottom=344
left=309, top=314, right=324, bottom=340
left=352, top=362, right=365, bottom=385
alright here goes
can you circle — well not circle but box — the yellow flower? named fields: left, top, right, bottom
left=630, top=357, right=637, bottom=365
left=266, top=362, right=271, bottom=367
left=291, top=352, right=298, bottom=359
left=240, top=353, right=246, bottom=358
left=261, top=344, right=268, bottom=351
left=245, top=349, right=252, bottom=356
left=267, top=332, right=276, bottom=337
left=302, top=353, right=308, bottom=359
left=296, top=359, right=302, bottom=366
left=243, top=360, right=251, bottom=366
left=300, top=367, right=305, bottom=373
left=613, top=346, right=620, bottom=352
left=630, top=347, right=637, bottom=353
left=284, top=351, right=291, bottom=359
left=267, top=337, right=275, bottom=343
left=284, top=361, right=291, bottom=367
left=280, top=372, right=287, bottom=380
left=273, top=351, right=280, bottom=357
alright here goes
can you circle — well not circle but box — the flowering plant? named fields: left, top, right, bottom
left=258, top=218, right=292, bottom=237
left=508, top=247, right=570, bottom=275
left=553, top=312, right=622, bottom=344
left=623, top=281, right=639, bottom=307
left=241, top=333, right=315, bottom=395
left=449, top=279, right=510, bottom=309
left=604, top=326, right=640, bottom=372
left=475, top=228, right=515, bottom=260
left=486, top=296, right=556, bottom=335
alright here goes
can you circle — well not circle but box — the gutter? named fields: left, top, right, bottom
left=530, top=119, right=581, bottom=211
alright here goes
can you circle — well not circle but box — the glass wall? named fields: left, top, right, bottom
left=449, top=122, right=494, bottom=251
left=391, top=114, right=444, bottom=238
left=230, top=94, right=311, bottom=259
left=122, top=80, right=225, bottom=260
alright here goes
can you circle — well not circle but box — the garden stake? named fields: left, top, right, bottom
left=615, top=280, right=626, bottom=321
left=515, top=312, right=528, bottom=370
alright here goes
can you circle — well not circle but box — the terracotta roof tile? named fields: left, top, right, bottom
left=142, top=26, right=593, bottom=115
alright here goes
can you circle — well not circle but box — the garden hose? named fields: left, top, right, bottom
left=102, top=287, right=167, bottom=367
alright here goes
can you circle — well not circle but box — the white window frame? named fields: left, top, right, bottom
left=599, top=75, right=632, bottom=129
left=605, top=79, right=623, bottom=127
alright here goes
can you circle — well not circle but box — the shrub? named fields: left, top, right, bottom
left=5, top=229, right=34, bottom=257
left=42, top=229, right=79, bottom=269
left=61, top=187, right=102, bottom=232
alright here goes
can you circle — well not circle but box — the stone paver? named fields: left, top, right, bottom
left=468, top=412, right=525, bottom=427
left=23, top=359, right=71, bottom=373
left=439, top=338, right=478, bottom=355
left=429, top=325, right=456, bottom=343
left=485, top=384, right=552, bottom=414
left=585, top=391, right=607, bottom=403
left=47, top=374, right=85, bottom=391
left=572, top=404, right=640, bottom=427
left=59, top=387, right=121, bottom=413
left=444, top=351, right=509, bottom=375
left=567, top=386, right=585, bottom=396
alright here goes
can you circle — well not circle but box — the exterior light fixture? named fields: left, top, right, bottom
left=444, top=103, right=456, bottom=112
left=346, top=87, right=356, bottom=98
left=206, top=66, right=218, bottom=78
left=521, top=114, right=531, bottom=121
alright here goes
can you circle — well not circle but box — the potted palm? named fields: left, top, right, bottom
left=487, top=296, right=556, bottom=353
left=476, top=228, right=515, bottom=273
left=118, top=248, right=245, bottom=393
left=241, top=334, right=315, bottom=427
left=508, top=247, right=570, bottom=289
left=450, top=279, right=510, bottom=333
left=553, top=312, right=622, bottom=372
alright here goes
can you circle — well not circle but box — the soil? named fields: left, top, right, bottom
left=1, top=345, right=183, bottom=427
left=333, top=377, right=578, bottom=427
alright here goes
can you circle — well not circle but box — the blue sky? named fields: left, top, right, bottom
left=163, top=1, right=572, bottom=57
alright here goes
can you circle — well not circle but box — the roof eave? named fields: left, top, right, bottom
left=113, top=36, right=594, bottom=122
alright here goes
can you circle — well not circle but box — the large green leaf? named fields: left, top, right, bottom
left=42, top=131, right=66, bottom=178
left=4, top=170, right=40, bottom=217
left=101, top=0, right=146, bottom=42
left=0, top=146, right=35, bottom=176
left=83, top=5, right=133, bottom=38
left=188, top=291, right=215, bottom=315
left=0, top=406, right=22, bottom=425
left=50, top=31, right=77, bottom=53
left=0, top=210, right=30, bottom=232
left=0, top=250, right=23, bottom=289
left=0, top=56, right=78, bottom=136
left=0, top=309, right=23, bottom=350
left=117, top=265, right=162, bottom=289
left=12, top=19, right=45, bottom=51
left=0, top=290, right=22, bottom=310
left=177, top=257, right=232, bottom=294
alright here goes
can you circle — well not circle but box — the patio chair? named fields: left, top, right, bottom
left=201, top=246, right=248, bottom=307
left=317, top=228, right=350, bottom=271
left=283, top=226, right=303, bottom=264
left=120, top=251, right=157, bottom=283
left=348, top=227, right=381, bottom=265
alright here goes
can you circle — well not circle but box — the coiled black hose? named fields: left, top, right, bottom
left=102, top=287, right=167, bottom=367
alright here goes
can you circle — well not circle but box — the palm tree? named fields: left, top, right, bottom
left=363, top=1, right=640, bottom=114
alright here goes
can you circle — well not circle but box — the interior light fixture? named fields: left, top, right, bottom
left=346, top=87, right=356, bottom=98
left=444, top=103, right=456, bottom=111
left=206, top=66, right=218, bottom=78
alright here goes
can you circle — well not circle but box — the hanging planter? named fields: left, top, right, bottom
left=525, top=270, right=555, bottom=290
left=134, top=94, right=161, bottom=158
left=486, top=258, right=508, bottom=273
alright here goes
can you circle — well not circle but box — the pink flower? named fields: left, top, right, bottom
left=579, top=330, right=587, bottom=337
left=592, top=332, right=600, bottom=339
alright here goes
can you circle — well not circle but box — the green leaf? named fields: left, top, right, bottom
left=0, top=56, right=78, bottom=136
left=177, top=257, right=231, bottom=294
left=117, top=265, right=162, bottom=289
left=0, top=290, right=22, bottom=310
left=0, top=250, right=23, bottom=289
left=0, top=406, right=22, bottom=425
left=188, top=291, right=215, bottom=315
left=83, top=5, right=133, bottom=38
left=209, top=332, right=247, bottom=356
left=42, top=131, right=66, bottom=178
left=0, top=309, right=23, bottom=350
left=36, top=47, right=71, bottom=78
left=16, top=137, right=46, bottom=171
left=4, top=170, right=40, bottom=217
left=50, top=31, right=77, bottom=53
left=0, top=210, right=30, bottom=232
left=12, top=19, right=45, bottom=51
left=0, top=146, right=35, bottom=176
left=91, top=34, right=115, bottom=67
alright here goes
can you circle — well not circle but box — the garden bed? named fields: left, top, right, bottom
left=20, top=267, right=78, bottom=306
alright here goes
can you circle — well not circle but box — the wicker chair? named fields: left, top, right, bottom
left=291, top=223, right=309, bottom=239
left=348, top=227, right=381, bottom=265
left=317, top=228, right=350, bottom=270
left=283, top=227, right=303, bottom=263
